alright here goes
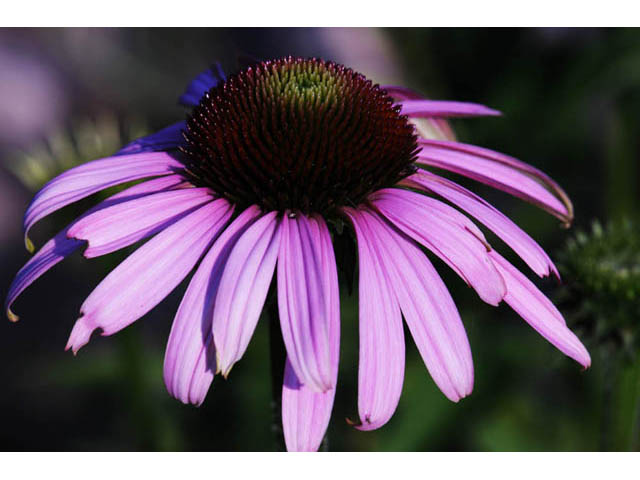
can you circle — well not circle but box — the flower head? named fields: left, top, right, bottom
left=7, top=57, right=589, bottom=451
left=558, top=220, right=640, bottom=361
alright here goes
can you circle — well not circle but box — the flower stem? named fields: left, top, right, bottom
left=266, top=292, right=287, bottom=451
left=629, top=357, right=640, bottom=450
left=599, top=351, right=616, bottom=451
left=265, top=286, right=330, bottom=451
left=599, top=347, right=640, bottom=451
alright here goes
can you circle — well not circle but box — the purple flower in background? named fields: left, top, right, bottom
left=6, top=57, right=590, bottom=451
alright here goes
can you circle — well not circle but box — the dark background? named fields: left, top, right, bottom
left=0, top=28, right=638, bottom=451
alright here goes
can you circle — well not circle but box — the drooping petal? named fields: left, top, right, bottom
left=490, top=251, right=590, bottom=367
left=282, top=218, right=340, bottom=451
left=212, top=211, right=282, bottom=376
left=23, top=151, right=184, bottom=251
left=163, top=206, right=261, bottom=406
left=5, top=175, right=184, bottom=322
left=348, top=207, right=404, bottom=430
left=277, top=214, right=337, bottom=393
left=382, top=85, right=456, bottom=141
left=405, top=171, right=559, bottom=279
left=6, top=234, right=82, bottom=323
left=416, top=139, right=573, bottom=224
left=399, top=100, right=501, bottom=118
left=179, top=62, right=226, bottom=107
left=281, top=361, right=334, bottom=452
left=345, top=207, right=473, bottom=402
left=68, top=187, right=213, bottom=258
left=371, top=188, right=506, bottom=306
left=66, top=199, right=233, bottom=353
left=117, top=121, right=187, bottom=156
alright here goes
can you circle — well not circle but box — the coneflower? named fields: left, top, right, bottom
left=6, top=57, right=590, bottom=451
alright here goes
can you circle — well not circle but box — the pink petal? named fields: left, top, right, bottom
left=490, top=251, right=590, bottom=367
left=417, top=139, right=573, bottom=224
left=66, top=199, right=233, bottom=353
left=371, top=188, right=506, bottom=306
left=23, top=151, right=183, bottom=252
left=399, top=100, right=501, bottom=118
left=382, top=85, right=425, bottom=100
left=282, top=218, right=340, bottom=451
left=211, top=211, right=281, bottom=376
left=345, top=207, right=473, bottom=402
left=68, top=187, right=213, bottom=258
left=406, top=171, right=559, bottom=279
left=277, top=214, right=337, bottom=393
left=382, top=85, right=456, bottom=141
left=348, top=207, right=405, bottom=430
left=163, top=206, right=261, bottom=406
left=5, top=175, right=184, bottom=322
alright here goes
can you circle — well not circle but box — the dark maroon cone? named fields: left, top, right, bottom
left=181, top=57, right=418, bottom=216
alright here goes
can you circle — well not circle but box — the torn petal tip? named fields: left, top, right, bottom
left=220, top=364, right=233, bottom=380
left=65, top=318, right=94, bottom=354
left=345, top=416, right=360, bottom=427
left=580, top=353, right=592, bottom=370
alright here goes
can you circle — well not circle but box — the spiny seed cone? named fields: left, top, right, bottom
left=181, top=57, right=419, bottom=216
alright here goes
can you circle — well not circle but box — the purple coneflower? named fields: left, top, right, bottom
left=6, top=57, right=590, bottom=451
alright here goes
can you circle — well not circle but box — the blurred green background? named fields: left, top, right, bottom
left=0, top=28, right=639, bottom=451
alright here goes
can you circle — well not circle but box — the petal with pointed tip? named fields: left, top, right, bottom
left=344, top=208, right=473, bottom=402
left=372, top=188, right=506, bottom=306
left=24, top=151, right=183, bottom=251
left=490, top=251, right=590, bottom=367
left=382, top=85, right=456, bottom=141
left=277, top=214, right=337, bottom=393
left=163, top=206, right=261, bottom=405
left=68, top=187, right=213, bottom=258
left=399, top=100, right=501, bottom=118
left=211, top=211, right=281, bottom=376
left=5, top=175, right=184, bottom=322
left=66, top=200, right=232, bottom=353
left=405, top=171, right=559, bottom=279
left=417, top=139, right=573, bottom=224
left=348, top=208, right=404, bottom=430
left=282, top=216, right=340, bottom=451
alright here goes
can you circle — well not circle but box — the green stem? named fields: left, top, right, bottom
left=599, top=346, right=640, bottom=451
left=599, top=349, right=616, bottom=451
left=267, top=294, right=287, bottom=451
left=630, top=357, right=640, bottom=450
